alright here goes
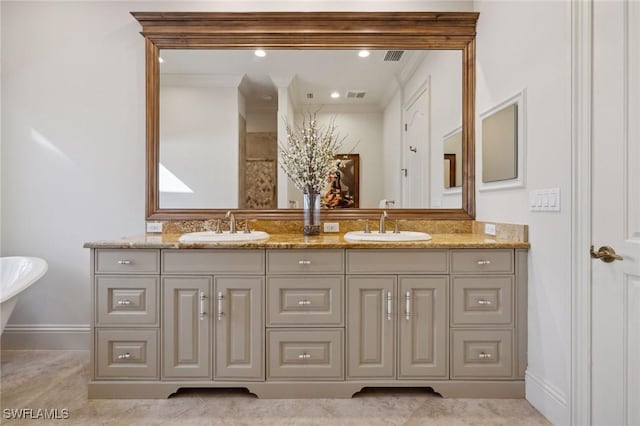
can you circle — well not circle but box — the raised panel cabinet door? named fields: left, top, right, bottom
left=214, top=276, right=264, bottom=380
left=398, top=276, right=448, bottom=378
left=163, top=276, right=211, bottom=379
left=347, top=276, right=396, bottom=379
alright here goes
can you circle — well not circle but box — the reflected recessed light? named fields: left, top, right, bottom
left=358, top=50, right=370, bottom=58
left=158, top=57, right=165, bottom=63
left=254, top=49, right=267, bottom=57
left=330, top=91, right=340, bottom=99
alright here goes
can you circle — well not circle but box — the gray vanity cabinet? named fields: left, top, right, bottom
left=89, top=246, right=527, bottom=399
left=214, top=276, right=264, bottom=380
left=346, top=275, right=448, bottom=379
left=162, top=276, right=211, bottom=379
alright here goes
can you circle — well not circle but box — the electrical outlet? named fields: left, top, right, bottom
left=323, top=222, right=340, bottom=233
left=146, top=222, right=163, bottom=233
left=484, top=223, right=497, bottom=236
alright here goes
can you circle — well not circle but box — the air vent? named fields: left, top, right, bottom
left=346, top=90, right=366, bottom=99
left=384, top=50, right=405, bottom=62
left=306, top=92, right=314, bottom=99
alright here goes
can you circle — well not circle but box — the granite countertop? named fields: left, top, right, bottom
left=84, top=232, right=530, bottom=249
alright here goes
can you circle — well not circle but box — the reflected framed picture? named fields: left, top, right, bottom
left=322, top=154, right=360, bottom=208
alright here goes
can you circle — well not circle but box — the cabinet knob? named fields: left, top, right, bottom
left=476, top=260, right=491, bottom=265
left=117, top=260, right=132, bottom=265
left=477, top=299, right=492, bottom=305
left=298, top=353, right=311, bottom=360
left=117, top=353, right=132, bottom=360
left=117, top=299, right=132, bottom=306
left=298, top=300, right=312, bottom=306
left=478, top=352, right=492, bottom=359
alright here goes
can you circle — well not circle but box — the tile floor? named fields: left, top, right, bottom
left=0, top=350, right=551, bottom=425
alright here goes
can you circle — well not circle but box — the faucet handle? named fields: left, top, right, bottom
left=364, top=219, right=370, bottom=234
left=242, top=221, right=252, bottom=234
left=393, top=220, right=400, bottom=234
left=214, top=219, right=223, bottom=234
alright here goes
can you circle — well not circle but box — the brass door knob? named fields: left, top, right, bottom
left=590, top=245, right=623, bottom=263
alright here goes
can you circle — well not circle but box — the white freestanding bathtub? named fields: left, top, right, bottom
left=0, top=257, right=48, bottom=334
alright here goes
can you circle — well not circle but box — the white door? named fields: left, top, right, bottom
left=402, top=84, right=429, bottom=208
left=591, top=1, right=640, bottom=424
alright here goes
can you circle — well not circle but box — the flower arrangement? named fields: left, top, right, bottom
left=278, top=114, right=345, bottom=195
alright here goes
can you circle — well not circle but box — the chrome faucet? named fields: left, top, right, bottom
left=225, top=211, right=237, bottom=234
left=379, top=210, right=388, bottom=234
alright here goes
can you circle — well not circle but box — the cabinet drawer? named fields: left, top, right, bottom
left=267, top=329, right=344, bottom=380
left=346, top=249, right=448, bottom=274
left=267, top=276, right=344, bottom=326
left=451, top=330, right=513, bottom=378
left=96, top=276, right=159, bottom=326
left=451, top=276, right=513, bottom=326
left=96, top=329, right=159, bottom=379
left=450, top=250, right=513, bottom=274
left=162, top=249, right=265, bottom=274
left=95, top=250, right=159, bottom=274
left=267, top=250, right=344, bottom=274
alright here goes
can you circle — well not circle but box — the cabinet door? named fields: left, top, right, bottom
left=398, top=276, right=448, bottom=378
left=163, top=276, right=211, bottom=379
left=214, top=276, right=264, bottom=380
left=347, top=276, right=395, bottom=379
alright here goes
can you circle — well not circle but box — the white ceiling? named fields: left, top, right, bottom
left=160, top=49, right=432, bottom=112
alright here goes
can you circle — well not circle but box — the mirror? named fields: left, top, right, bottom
left=133, top=12, right=478, bottom=220
left=482, top=103, right=517, bottom=183
left=158, top=49, right=462, bottom=210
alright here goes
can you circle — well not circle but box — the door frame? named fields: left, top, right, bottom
left=401, top=78, right=430, bottom=208
left=570, top=0, right=593, bottom=424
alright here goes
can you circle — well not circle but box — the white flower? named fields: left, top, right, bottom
left=278, top=114, right=345, bottom=193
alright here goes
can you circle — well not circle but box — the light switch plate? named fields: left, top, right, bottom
left=529, top=188, right=561, bottom=212
left=146, top=222, right=163, bottom=233
left=484, top=223, right=497, bottom=236
left=323, top=222, right=340, bottom=232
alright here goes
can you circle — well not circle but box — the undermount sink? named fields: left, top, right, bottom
left=179, top=230, right=270, bottom=243
left=344, top=230, right=432, bottom=242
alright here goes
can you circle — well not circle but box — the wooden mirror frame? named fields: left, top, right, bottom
left=132, top=11, right=478, bottom=220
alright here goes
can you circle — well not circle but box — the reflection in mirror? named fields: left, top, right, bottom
left=482, top=103, right=518, bottom=183
left=443, top=128, right=463, bottom=190
left=157, top=49, right=462, bottom=210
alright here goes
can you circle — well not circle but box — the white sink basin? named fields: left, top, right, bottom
left=344, top=230, right=432, bottom=242
left=179, top=230, right=270, bottom=243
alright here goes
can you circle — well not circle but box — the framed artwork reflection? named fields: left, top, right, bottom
left=322, top=154, right=360, bottom=208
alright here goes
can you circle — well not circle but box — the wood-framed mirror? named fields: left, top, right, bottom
left=132, top=12, right=478, bottom=220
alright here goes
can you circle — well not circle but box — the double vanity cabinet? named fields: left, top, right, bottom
left=87, top=240, right=528, bottom=399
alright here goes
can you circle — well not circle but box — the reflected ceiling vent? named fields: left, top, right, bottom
left=306, top=92, right=314, bottom=99
left=384, top=50, right=405, bottom=61
left=346, top=90, right=366, bottom=99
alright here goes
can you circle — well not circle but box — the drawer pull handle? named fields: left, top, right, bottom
left=216, top=292, right=224, bottom=321
left=117, top=260, right=132, bottom=265
left=477, top=260, right=491, bottom=265
left=298, top=353, right=311, bottom=360
left=405, top=291, right=412, bottom=321
left=298, top=260, right=312, bottom=265
left=298, top=300, right=312, bottom=306
left=479, top=352, right=492, bottom=359
left=117, top=300, right=132, bottom=306
left=117, top=353, right=131, bottom=360
left=477, top=299, right=492, bottom=305
left=199, top=292, right=207, bottom=320
left=386, top=291, right=393, bottom=321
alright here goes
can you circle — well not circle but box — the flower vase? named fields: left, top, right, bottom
left=302, top=190, right=321, bottom=236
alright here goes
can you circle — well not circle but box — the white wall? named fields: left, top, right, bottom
left=382, top=89, right=403, bottom=206
left=474, top=1, right=572, bottom=424
left=404, top=50, right=463, bottom=208
left=160, top=84, right=239, bottom=208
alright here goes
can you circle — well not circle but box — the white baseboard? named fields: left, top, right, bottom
left=526, top=370, right=570, bottom=425
left=1, top=324, right=90, bottom=350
